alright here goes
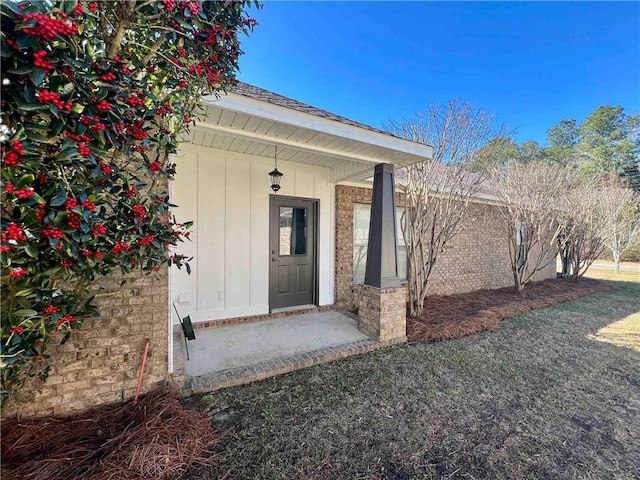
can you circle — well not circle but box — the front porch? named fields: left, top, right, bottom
left=169, top=82, right=430, bottom=393
left=174, top=310, right=405, bottom=395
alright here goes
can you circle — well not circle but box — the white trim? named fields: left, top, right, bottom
left=167, top=177, right=174, bottom=374
left=202, top=93, right=434, bottom=160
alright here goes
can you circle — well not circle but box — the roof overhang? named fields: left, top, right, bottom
left=184, top=91, right=433, bottom=183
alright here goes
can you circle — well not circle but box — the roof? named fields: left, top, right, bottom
left=193, top=82, right=434, bottom=183
left=230, top=81, right=399, bottom=139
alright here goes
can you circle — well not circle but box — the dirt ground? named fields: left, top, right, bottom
left=407, top=278, right=615, bottom=343
left=184, top=279, right=640, bottom=480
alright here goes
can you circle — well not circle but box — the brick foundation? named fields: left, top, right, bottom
left=358, top=285, right=407, bottom=342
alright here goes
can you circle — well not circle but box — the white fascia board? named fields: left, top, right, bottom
left=201, top=93, right=433, bottom=160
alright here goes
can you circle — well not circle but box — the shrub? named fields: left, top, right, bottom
left=0, top=0, right=257, bottom=402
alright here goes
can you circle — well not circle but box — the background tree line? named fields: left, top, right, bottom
left=471, top=105, right=640, bottom=193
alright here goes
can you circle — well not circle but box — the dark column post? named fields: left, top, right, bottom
left=364, top=163, right=401, bottom=288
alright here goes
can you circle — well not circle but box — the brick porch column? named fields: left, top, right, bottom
left=358, top=163, right=407, bottom=342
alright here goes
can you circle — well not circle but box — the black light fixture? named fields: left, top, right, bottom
left=269, top=146, right=283, bottom=193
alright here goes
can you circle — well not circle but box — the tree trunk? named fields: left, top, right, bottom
left=613, top=252, right=621, bottom=273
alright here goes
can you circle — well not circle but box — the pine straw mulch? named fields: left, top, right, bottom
left=407, top=278, right=615, bottom=343
left=1, top=388, right=221, bottom=480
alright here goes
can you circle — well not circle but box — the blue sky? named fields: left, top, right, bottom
left=237, top=1, right=640, bottom=145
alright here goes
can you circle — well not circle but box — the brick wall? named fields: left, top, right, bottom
left=1, top=267, right=170, bottom=419
left=358, top=285, right=407, bottom=342
left=335, top=185, right=408, bottom=310
left=335, top=185, right=556, bottom=309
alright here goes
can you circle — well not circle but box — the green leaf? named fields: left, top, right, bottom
left=23, top=83, right=36, bottom=103
left=1, top=44, right=15, bottom=58
left=24, top=246, right=39, bottom=259
left=15, top=34, right=34, bottom=49
left=21, top=122, right=49, bottom=132
left=63, top=0, right=78, bottom=16
left=15, top=288, right=35, bottom=297
left=61, top=83, right=75, bottom=97
left=56, top=147, right=78, bottom=161
left=3, top=0, right=25, bottom=16
left=16, top=174, right=35, bottom=188
left=17, top=102, right=42, bottom=111
left=176, top=16, right=192, bottom=30
left=51, top=119, right=65, bottom=137
left=30, top=68, right=46, bottom=87
left=30, top=193, right=45, bottom=205
left=50, top=188, right=67, bottom=207
left=13, top=309, right=38, bottom=318
left=24, top=131, right=52, bottom=143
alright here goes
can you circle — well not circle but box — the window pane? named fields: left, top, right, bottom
left=352, top=203, right=407, bottom=284
left=396, top=208, right=406, bottom=246
left=353, top=204, right=370, bottom=246
left=353, top=245, right=368, bottom=284
left=279, top=207, right=307, bottom=256
left=398, top=245, right=407, bottom=282
left=396, top=207, right=407, bottom=280
left=353, top=204, right=370, bottom=284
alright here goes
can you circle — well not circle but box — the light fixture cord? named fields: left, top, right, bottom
left=274, top=146, right=278, bottom=169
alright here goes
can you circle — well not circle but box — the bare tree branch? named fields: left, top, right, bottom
left=388, top=100, right=507, bottom=315
left=489, top=162, right=570, bottom=293
left=599, top=178, right=640, bottom=272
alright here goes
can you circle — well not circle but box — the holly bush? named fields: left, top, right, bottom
left=0, top=0, right=258, bottom=403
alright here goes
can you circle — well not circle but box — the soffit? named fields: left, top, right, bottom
left=184, top=94, right=433, bottom=183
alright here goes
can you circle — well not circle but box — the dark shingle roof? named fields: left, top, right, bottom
left=230, top=81, right=399, bottom=138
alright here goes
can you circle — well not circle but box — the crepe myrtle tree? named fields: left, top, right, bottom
left=490, top=161, right=570, bottom=294
left=599, top=176, right=640, bottom=273
left=557, top=181, right=608, bottom=281
left=387, top=100, right=508, bottom=316
left=0, top=0, right=258, bottom=402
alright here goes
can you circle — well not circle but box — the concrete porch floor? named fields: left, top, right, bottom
left=174, top=311, right=403, bottom=395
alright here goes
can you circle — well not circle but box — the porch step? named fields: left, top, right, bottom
left=183, top=336, right=405, bottom=396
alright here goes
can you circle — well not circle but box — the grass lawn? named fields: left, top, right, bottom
left=584, top=266, right=639, bottom=283
left=185, top=279, right=640, bottom=480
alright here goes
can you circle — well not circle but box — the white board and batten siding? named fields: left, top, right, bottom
left=170, top=144, right=335, bottom=325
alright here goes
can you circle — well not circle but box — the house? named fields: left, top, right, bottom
left=2, top=83, right=555, bottom=418
left=169, top=83, right=431, bottom=324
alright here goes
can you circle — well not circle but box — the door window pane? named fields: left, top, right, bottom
left=279, top=206, right=307, bottom=256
